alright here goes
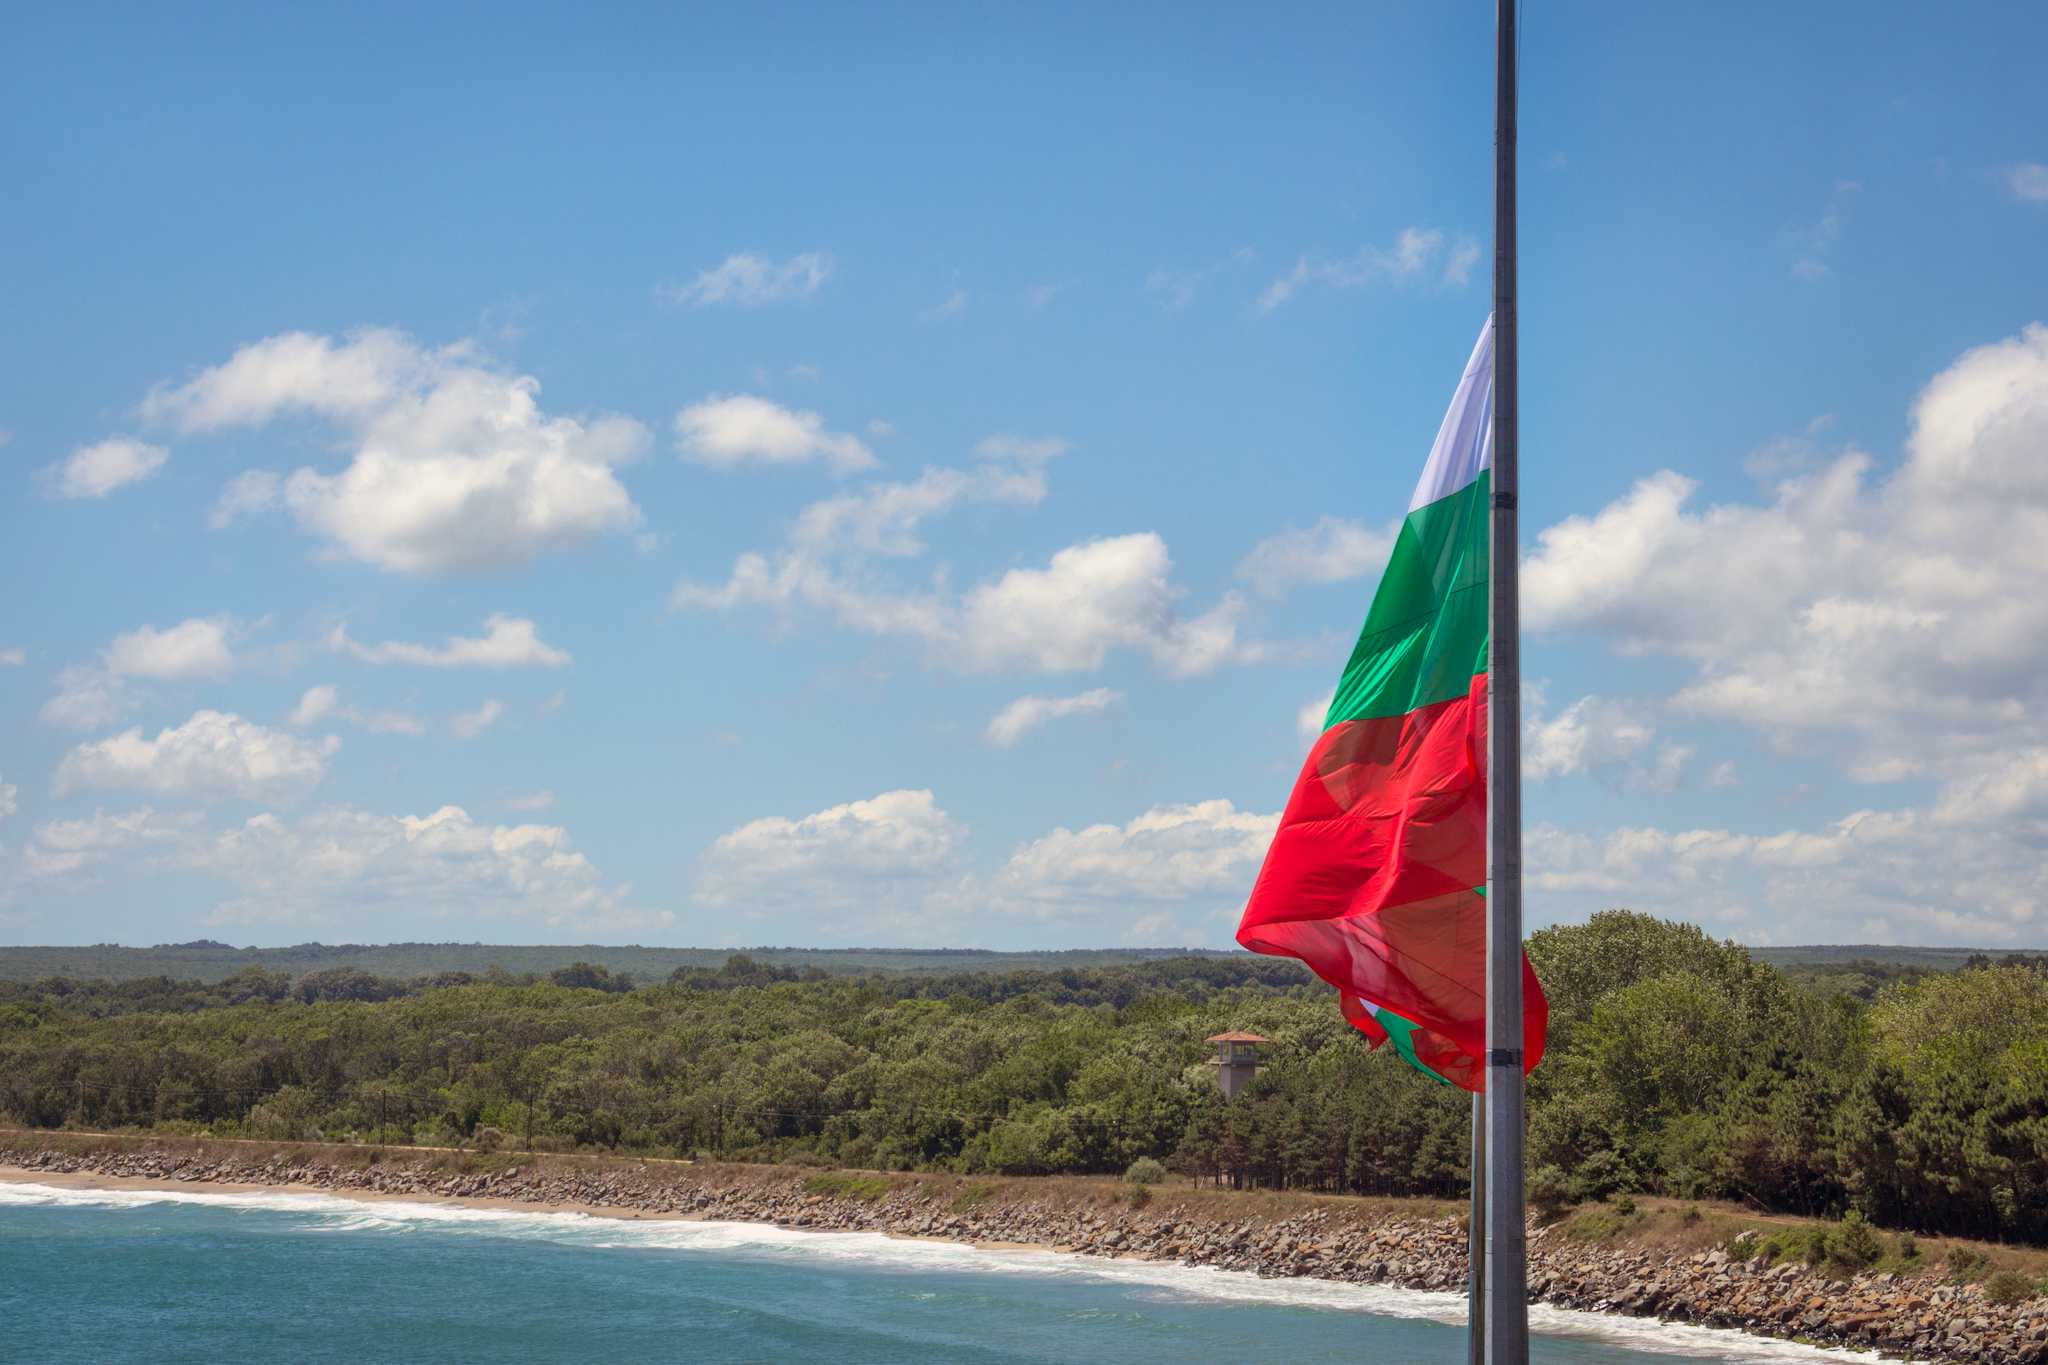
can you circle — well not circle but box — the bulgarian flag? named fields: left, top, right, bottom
left=1237, top=316, right=1547, bottom=1094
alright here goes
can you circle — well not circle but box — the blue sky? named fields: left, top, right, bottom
left=4, top=3, right=2046, bottom=949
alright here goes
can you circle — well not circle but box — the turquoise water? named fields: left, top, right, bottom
left=0, top=1183, right=1873, bottom=1364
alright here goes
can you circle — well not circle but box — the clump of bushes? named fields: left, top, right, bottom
left=1882, top=1232, right=1923, bottom=1272
left=1124, top=1157, right=1167, bottom=1186
left=1528, top=1165, right=1576, bottom=1221
left=1757, top=1226, right=1829, bottom=1268
left=1983, top=1270, right=2037, bottom=1306
left=1822, top=1210, right=1883, bottom=1276
left=1563, top=1202, right=1645, bottom=1244
left=1947, top=1247, right=1991, bottom=1282
left=950, top=1182, right=997, bottom=1212
left=802, top=1172, right=892, bottom=1201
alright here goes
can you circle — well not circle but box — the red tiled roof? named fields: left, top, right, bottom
left=1205, top=1031, right=1270, bottom=1044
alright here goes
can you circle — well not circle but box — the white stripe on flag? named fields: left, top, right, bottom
left=1406, top=315, right=1496, bottom=512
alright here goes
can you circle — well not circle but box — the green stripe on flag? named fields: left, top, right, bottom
left=1364, top=1000, right=1458, bottom=1088
left=1325, top=471, right=1490, bottom=728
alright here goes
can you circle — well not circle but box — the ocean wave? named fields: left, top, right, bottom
left=0, top=1181, right=1896, bottom=1362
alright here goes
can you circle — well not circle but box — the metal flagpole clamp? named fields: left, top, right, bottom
left=1484, top=1049, right=1522, bottom=1067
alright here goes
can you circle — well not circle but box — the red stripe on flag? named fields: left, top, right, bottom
left=1238, top=672, right=1547, bottom=1085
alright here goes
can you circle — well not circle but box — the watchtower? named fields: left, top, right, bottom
left=1206, top=1030, right=1269, bottom=1098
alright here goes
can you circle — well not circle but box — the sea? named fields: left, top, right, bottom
left=0, top=1181, right=1884, bottom=1364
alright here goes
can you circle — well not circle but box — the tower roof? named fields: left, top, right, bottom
left=1205, top=1030, right=1270, bottom=1044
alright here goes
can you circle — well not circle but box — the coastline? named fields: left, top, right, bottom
left=3, top=1136, right=2040, bottom=1363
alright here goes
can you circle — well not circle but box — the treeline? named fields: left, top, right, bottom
left=1, top=912, right=2043, bottom=1244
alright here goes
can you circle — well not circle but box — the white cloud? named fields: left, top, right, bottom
left=505, top=790, right=555, bottom=812
left=40, top=617, right=245, bottom=731
left=56, top=710, right=338, bottom=802
left=1025, top=282, right=1063, bottom=312
left=450, top=699, right=505, bottom=740
left=288, top=685, right=338, bottom=728
left=2007, top=163, right=2048, bottom=203
left=0, top=775, right=15, bottom=823
left=986, top=688, right=1122, bottom=747
left=680, top=533, right=1258, bottom=678
left=41, top=666, right=139, bottom=731
left=959, top=534, right=1260, bottom=676
left=1296, top=690, right=1335, bottom=747
left=15, top=798, right=649, bottom=933
left=1524, top=323, right=2048, bottom=782
left=356, top=709, right=429, bottom=737
left=208, top=469, right=281, bottom=528
left=674, top=395, right=873, bottom=472
left=659, top=251, right=831, bottom=308
left=1789, top=179, right=1859, bottom=281
left=1257, top=227, right=1468, bottom=312
left=22, top=807, right=200, bottom=879
left=105, top=617, right=236, bottom=681
left=329, top=614, right=569, bottom=669
left=286, top=684, right=426, bottom=738
left=0, top=648, right=23, bottom=667
left=674, top=434, right=1256, bottom=678
left=1528, top=769, right=2048, bottom=946
left=1237, top=516, right=1396, bottom=595
left=919, top=288, right=969, bottom=323
left=1144, top=247, right=1257, bottom=311
left=792, top=436, right=1060, bottom=556
left=984, top=799, right=1278, bottom=921
left=191, top=804, right=654, bottom=932
left=695, top=789, right=966, bottom=918
left=1524, top=694, right=1656, bottom=780
left=1443, top=238, right=1483, bottom=287
left=43, top=438, right=168, bottom=499
left=142, top=329, right=646, bottom=574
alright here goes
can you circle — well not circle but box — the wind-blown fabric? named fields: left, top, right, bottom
left=1237, top=317, right=1547, bottom=1093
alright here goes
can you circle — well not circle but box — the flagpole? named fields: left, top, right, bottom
left=1485, top=0, right=1530, bottom=1361
left=1469, top=1093, right=1486, bottom=1365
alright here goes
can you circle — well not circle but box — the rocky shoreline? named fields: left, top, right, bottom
left=5, top=1139, right=2044, bottom=1363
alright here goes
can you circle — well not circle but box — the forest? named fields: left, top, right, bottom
left=1, top=911, right=2043, bottom=1244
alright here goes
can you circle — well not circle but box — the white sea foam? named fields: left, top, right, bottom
left=0, top=1182, right=1899, bottom=1362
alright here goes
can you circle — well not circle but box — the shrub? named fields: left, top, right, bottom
left=1127, top=1183, right=1153, bottom=1210
left=1760, top=1226, right=1828, bottom=1267
left=1947, top=1247, right=1991, bottom=1281
left=1124, top=1157, right=1168, bottom=1186
left=1573, top=1149, right=1632, bottom=1203
left=1824, top=1210, right=1883, bottom=1274
left=1563, top=1205, right=1640, bottom=1244
left=472, top=1126, right=505, bottom=1153
left=1984, top=1269, right=2036, bottom=1306
left=1612, top=1193, right=1636, bottom=1217
left=802, top=1173, right=892, bottom=1201
left=950, top=1182, right=997, bottom=1213
left=1727, top=1230, right=1761, bottom=1262
left=1679, top=1203, right=1702, bottom=1226
left=1528, top=1165, right=1576, bottom=1220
